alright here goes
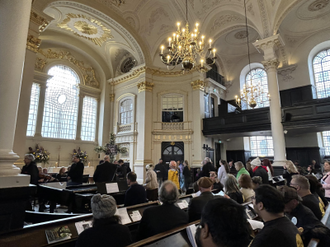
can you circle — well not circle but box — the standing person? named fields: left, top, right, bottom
left=251, top=157, right=268, bottom=184
left=168, top=160, right=180, bottom=190
left=178, top=160, right=185, bottom=192
left=76, top=194, right=132, bottom=247
left=116, top=159, right=129, bottom=180
left=154, top=158, right=166, bottom=186
left=93, top=155, right=117, bottom=183
left=198, top=158, right=215, bottom=178
left=217, top=160, right=229, bottom=187
left=67, top=155, right=84, bottom=186
left=21, top=154, right=39, bottom=185
left=321, top=160, right=330, bottom=201
left=235, top=161, right=250, bottom=180
left=225, top=174, right=243, bottom=203
left=262, top=158, right=274, bottom=182
left=228, top=160, right=237, bottom=177
left=283, top=160, right=299, bottom=185
left=183, top=160, right=191, bottom=193
left=124, top=172, right=147, bottom=207
left=145, top=164, right=159, bottom=201
left=246, top=161, right=253, bottom=177
left=250, top=185, right=304, bottom=247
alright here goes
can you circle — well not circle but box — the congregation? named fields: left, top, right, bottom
left=20, top=153, right=330, bottom=247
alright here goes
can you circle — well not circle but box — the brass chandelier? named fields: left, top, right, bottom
left=159, top=0, right=217, bottom=73
left=235, top=0, right=269, bottom=109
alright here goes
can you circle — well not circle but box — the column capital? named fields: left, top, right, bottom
left=79, top=92, right=86, bottom=99
left=30, top=10, right=51, bottom=33
left=262, top=59, right=280, bottom=71
left=191, top=79, right=205, bottom=91
left=137, top=81, right=154, bottom=93
left=26, top=34, right=41, bottom=53
left=109, top=94, right=115, bottom=102
left=253, top=34, right=285, bottom=61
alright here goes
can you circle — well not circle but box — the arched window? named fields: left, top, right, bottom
left=119, top=99, right=133, bottom=125
left=41, top=65, right=80, bottom=139
left=243, top=68, right=269, bottom=109
left=26, top=83, right=40, bottom=136
left=313, top=49, right=330, bottom=99
left=81, top=96, right=98, bottom=141
left=250, top=136, right=274, bottom=157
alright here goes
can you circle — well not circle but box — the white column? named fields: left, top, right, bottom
left=190, top=77, right=206, bottom=167
left=0, top=0, right=32, bottom=183
left=254, top=35, right=286, bottom=166
left=76, top=93, right=85, bottom=141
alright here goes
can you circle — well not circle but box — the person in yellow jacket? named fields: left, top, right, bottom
left=168, top=160, right=180, bottom=190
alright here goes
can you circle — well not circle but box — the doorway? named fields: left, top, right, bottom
left=161, top=142, right=184, bottom=164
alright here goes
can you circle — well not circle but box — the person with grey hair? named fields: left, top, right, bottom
left=76, top=194, right=132, bottom=247
left=93, top=155, right=117, bottom=183
left=234, top=161, right=250, bottom=180
left=21, top=154, right=39, bottom=185
left=137, top=180, right=188, bottom=240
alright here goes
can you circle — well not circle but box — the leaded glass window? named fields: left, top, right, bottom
left=322, top=131, right=330, bottom=156
left=313, top=49, right=330, bottom=99
left=250, top=136, right=274, bottom=157
left=120, top=99, right=133, bottom=125
left=81, top=96, right=97, bottom=141
left=162, top=94, right=184, bottom=122
left=41, top=65, right=80, bottom=139
left=244, top=68, right=269, bottom=109
left=26, top=83, right=40, bottom=136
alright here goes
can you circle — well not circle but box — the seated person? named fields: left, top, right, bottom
left=235, top=161, right=250, bottom=180
left=250, top=185, right=303, bottom=247
left=56, top=167, right=68, bottom=181
left=76, top=194, right=132, bottom=247
left=290, top=175, right=324, bottom=220
left=195, top=198, right=251, bottom=247
left=93, top=155, right=117, bottom=183
left=37, top=166, right=55, bottom=183
left=137, top=180, right=188, bottom=240
left=252, top=176, right=262, bottom=190
left=225, top=174, right=243, bottom=203
left=305, top=174, right=328, bottom=209
left=209, top=171, right=223, bottom=192
left=238, top=174, right=255, bottom=202
left=124, top=172, right=147, bottom=207
left=188, top=177, right=221, bottom=222
left=21, top=154, right=39, bottom=185
left=279, top=185, right=330, bottom=247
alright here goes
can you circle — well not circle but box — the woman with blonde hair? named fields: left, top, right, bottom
left=283, top=160, right=299, bottom=185
left=238, top=174, right=255, bottom=202
left=168, top=160, right=180, bottom=190
left=145, top=164, right=159, bottom=201
left=225, top=174, right=243, bottom=203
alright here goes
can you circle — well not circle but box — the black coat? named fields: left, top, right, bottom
left=253, top=166, right=269, bottom=184
left=198, top=162, right=215, bottom=178
left=137, top=203, right=188, bottom=240
left=21, top=161, right=39, bottom=185
left=76, top=218, right=132, bottom=247
left=188, top=191, right=220, bottom=222
left=68, top=161, right=84, bottom=184
left=124, top=183, right=147, bottom=207
left=93, top=161, right=117, bottom=183
left=154, top=163, right=167, bottom=179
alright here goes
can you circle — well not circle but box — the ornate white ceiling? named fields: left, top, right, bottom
left=33, top=0, right=330, bottom=79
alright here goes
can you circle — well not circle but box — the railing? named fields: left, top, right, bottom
left=118, top=123, right=132, bottom=132
left=161, top=122, right=184, bottom=130
left=206, top=69, right=225, bottom=86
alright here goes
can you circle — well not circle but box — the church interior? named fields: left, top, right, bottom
left=1, top=0, right=330, bottom=246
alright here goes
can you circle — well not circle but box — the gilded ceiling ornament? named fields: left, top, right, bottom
left=234, top=30, right=248, bottom=39
left=26, top=34, right=41, bottom=53
left=58, top=13, right=113, bottom=46
left=137, top=81, right=154, bottom=93
left=112, top=66, right=146, bottom=85
left=191, top=80, right=205, bottom=91
left=30, top=11, right=50, bottom=32
left=109, top=94, right=115, bottom=102
left=37, top=49, right=100, bottom=88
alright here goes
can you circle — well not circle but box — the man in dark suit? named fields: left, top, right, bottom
left=21, top=154, right=39, bottom=185
left=124, top=172, right=147, bottom=207
left=67, top=155, right=84, bottom=186
left=154, top=158, right=166, bottom=187
left=137, top=180, right=188, bottom=240
left=188, top=177, right=221, bottom=222
left=93, top=155, right=117, bottom=183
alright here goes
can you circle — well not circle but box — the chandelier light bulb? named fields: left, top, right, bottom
left=201, top=59, right=204, bottom=67
left=160, top=45, right=164, bottom=54
left=209, top=39, right=212, bottom=48
left=212, top=48, right=216, bottom=57
left=182, top=28, right=185, bottom=33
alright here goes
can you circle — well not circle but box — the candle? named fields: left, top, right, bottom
left=168, top=37, right=172, bottom=47
left=212, top=48, right=216, bottom=57
left=201, top=59, right=204, bottom=67
left=167, top=55, right=170, bottom=63
left=88, top=162, right=90, bottom=167
left=201, top=35, right=205, bottom=43
left=177, top=22, right=180, bottom=31
left=209, top=39, right=212, bottom=48
left=173, top=33, right=176, bottom=41
left=160, top=45, right=164, bottom=54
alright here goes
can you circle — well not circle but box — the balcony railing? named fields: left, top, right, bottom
left=162, top=122, right=184, bottom=130
left=206, top=69, right=225, bottom=86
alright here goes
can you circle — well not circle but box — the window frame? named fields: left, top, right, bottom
left=312, top=49, right=330, bottom=99
left=249, top=136, right=274, bottom=157
left=322, top=131, right=330, bottom=156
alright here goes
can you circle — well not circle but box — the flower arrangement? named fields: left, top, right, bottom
left=28, top=144, right=50, bottom=164
left=73, top=147, right=88, bottom=164
left=94, top=133, right=128, bottom=163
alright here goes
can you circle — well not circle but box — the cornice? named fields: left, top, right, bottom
left=191, top=79, right=205, bottom=91
left=26, top=34, right=41, bottom=53
left=137, top=81, right=154, bottom=93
